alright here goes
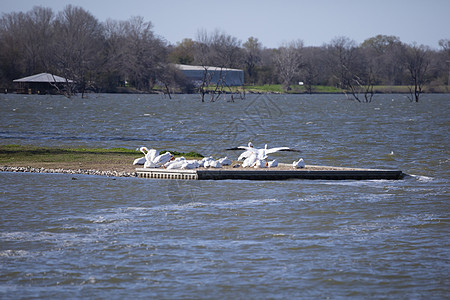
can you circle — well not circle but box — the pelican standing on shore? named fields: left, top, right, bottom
left=133, top=147, right=157, bottom=166
left=293, top=158, right=305, bottom=168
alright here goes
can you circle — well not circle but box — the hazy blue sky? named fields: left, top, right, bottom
left=2, top=0, right=449, bottom=49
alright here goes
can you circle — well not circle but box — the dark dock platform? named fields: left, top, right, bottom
left=136, top=164, right=404, bottom=180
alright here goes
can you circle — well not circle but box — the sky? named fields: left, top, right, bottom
left=2, top=0, right=449, bottom=49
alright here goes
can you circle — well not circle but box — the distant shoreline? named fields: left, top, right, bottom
left=3, top=85, right=449, bottom=96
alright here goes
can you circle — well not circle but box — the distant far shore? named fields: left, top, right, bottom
left=112, top=84, right=450, bottom=95
left=2, top=84, right=449, bottom=96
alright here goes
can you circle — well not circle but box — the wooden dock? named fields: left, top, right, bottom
left=136, top=164, right=404, bottom=180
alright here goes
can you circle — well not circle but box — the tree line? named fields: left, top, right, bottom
left=1, top=5, right=449, bottom=101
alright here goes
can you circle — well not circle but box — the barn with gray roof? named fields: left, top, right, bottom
left=175, top=64, right=244, bottom=86
left=13, top=73, right=74, bottom=94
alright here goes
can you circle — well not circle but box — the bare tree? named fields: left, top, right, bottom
left=362, top=35, right=404, bottom=86
left=403, top=43, right=431, bottom=102
left=243, top=36, right=262, bottom=85
left=328, top=37, right=357, bottom=100
left=354, top=46, right=379, bottom=102
left=209, top=30, right=242, bottom=100
left=193, top=29, right=212, bottom=101
left=121, top=16, right=167, bottom=92
left=194, top=29, right=242, bottom=102
left=209, top=29, right=242, bottom=68
left=0, top=11, right=28, bottom=84
left=52, top=5, right=104, bottom=96
left=256, top=48, right=278, bottom=85
left=301, top=47, right=323, bottom=93
left=328, top=36, right=376, bottom=102
left=439, top=39, right=450, bottom=87
left=19, top=7, right=55, bottom=75
left=100, top=19, right=128, bottom=91
left=273, top=40, right=304, bottom=92
left=101, top=17, right=169, bottom=94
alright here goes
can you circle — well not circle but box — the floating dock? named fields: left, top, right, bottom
left=136, top=164, right=404, bottom=180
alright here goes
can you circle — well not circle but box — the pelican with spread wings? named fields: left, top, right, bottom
left=227, top=143, right=300, bottom=161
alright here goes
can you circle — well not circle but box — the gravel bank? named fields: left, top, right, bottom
left=0, top=166, right=137, bottom=178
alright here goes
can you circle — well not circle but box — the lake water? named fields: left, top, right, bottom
left=0, top=93, right=449, bottom=298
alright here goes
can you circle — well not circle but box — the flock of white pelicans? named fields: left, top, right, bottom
left=133, top=142, right=305, bottom=170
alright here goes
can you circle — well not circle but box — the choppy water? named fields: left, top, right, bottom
left=0, top=93, right=449, bottom=298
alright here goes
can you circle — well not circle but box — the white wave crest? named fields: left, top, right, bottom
left=409, top=174, right=434, bottom=182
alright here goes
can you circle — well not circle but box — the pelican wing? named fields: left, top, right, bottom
left=227, top=146, right=257, bottom=153
left=238, top=150, right=253, bottom=161
left=147, top=149, right=157, bottom=162
left=265, top=147, right=301, bottom=154
left=226, top=146, right=251, bottom=151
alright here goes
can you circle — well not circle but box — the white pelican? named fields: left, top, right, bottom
left=139, top=147, right=157, bottom=161
left=156, top=152, right=174, bottom=165
left=293, top=158, right=305, bottom=168
left=268, top=159, right=278, bottom=168
left=208, top=160, right=222, bottom=168
left=201, top=156, right=216, bottom=168
left=253, top=159, right=268, bottom=168
left=242, top=153, right=258, bottom=167
left=165, top=160, right=185, bottom=169
left=163, top=157, right=185, bottom=169
left=218, top=157, right=232, bottom=166
left=136, top=147, right=158, bottom=168
left=144, top=159, right=157, bottom=168
left=182, top=160, right=200, bottom=169
left=237, top=142, right=254, bottom=161
left=135, top=147, right=177, bottom=168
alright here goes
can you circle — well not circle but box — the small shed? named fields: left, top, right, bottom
left=175, top=64, right=244, bottom=86
left=13, top=73, right=74, bottom=94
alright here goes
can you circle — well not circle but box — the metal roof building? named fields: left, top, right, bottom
left=175, top=64, right=244, bottom=86
left=13, top=73, right=74, bottom=83
left=13, top=73, right=74, bottom=94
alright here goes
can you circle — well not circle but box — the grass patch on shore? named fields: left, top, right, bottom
left=240, top=84, right=343, bottom=93
left=0, top=145, right=204, bottom=171
left=195, top=84, right=448, bottom=94
left=0, top=144, right=138, bottom=165
left=244, top=85, right=284, bottom=93
left=159, top=150, right=204, bottom=158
